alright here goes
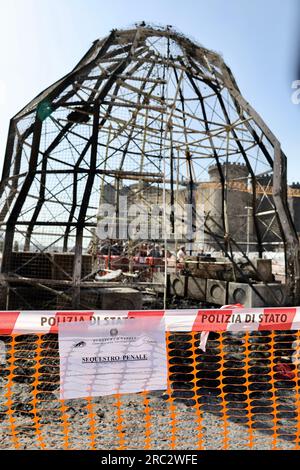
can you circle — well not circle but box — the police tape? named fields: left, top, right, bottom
left=0, top=306, right=299, bottom=334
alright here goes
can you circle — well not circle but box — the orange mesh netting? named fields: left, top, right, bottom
left=0, top=330, right=300, bottom=450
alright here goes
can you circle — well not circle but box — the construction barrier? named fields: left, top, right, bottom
left=1, top=308, right=300, bottom=450
left=1, top=307, right=300, bottom=334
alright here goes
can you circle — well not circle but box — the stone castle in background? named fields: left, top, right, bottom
left=98, top=162, right=300, bottom=251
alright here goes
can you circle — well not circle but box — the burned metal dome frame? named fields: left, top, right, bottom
left=0, top=24, right=299, bottom=309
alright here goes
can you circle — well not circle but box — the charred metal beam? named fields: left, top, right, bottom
left=184, top=68, right=227, bottom=240
left=72, top=102, right=101, bottom=307
left=1, top=115, right=43, bottom=274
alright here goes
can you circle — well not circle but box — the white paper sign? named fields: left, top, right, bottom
left=58, top=317, right=167, bottom=399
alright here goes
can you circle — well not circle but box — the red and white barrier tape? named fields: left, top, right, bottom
left=0, top=306, right=299, bottom=335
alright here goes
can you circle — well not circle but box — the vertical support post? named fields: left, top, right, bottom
left=72, top=103, right=100, bottom=308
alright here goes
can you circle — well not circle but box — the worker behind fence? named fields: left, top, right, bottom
left=165, top=249, right=176, bottom=267
left=148, top=244, right=162, bottom=258
left=177, top=245, right=186, bottom=262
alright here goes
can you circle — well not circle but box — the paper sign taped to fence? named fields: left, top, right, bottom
left=58, top=317, right=167, bottom=399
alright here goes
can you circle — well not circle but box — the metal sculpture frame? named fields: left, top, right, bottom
left=0, top=24, right=299, bottom=308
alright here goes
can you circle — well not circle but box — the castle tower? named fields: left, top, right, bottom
left=198, top=162, right=250, bottom=249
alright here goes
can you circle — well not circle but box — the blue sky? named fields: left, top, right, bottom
left=0, top=0, right=299, bottom=181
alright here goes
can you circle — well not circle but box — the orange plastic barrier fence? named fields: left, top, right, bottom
left=1, top=330, right=300, bottom=450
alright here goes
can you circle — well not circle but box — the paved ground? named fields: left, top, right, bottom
left=0, top=382, right=296, bottom=450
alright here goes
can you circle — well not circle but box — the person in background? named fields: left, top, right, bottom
left=148, top=243, right=161, bottom=258
left=137, top=243, right=148, bottom=257
left=155, top=244, right=162, bottom=258
left=147, top=243, right=153, bottom=256
left=177, top=245, right=186, bottom=261
left=111, top=241, right=122, bottom=255
left=99, top=240, right=110, bottom=255
left=165, top=249, right=176, bottom=267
